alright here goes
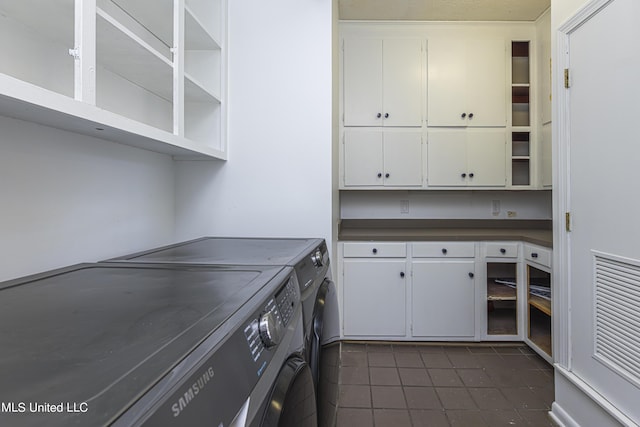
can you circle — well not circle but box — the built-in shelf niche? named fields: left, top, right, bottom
left=528, top=265, right=552, bottom=357
left=512, top=41, right=530, bottom=127
left=487, top=263, right=518, bottom=336
left=511, top=41, right=531, bottom=187
left=512, top=131, right=530, bottom=186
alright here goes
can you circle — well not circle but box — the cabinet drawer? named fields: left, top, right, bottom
left=485, top=242, right=519, bottom=258
left=524, top=244, right=552, bottom=268
left=343, top=242, right=406, bottom=258
left=412, top=242, right=476, bottom=258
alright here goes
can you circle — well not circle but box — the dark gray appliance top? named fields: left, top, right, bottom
left=108, top=237, right=324, bottom=266
left=0, top=262, right=284, bottom=427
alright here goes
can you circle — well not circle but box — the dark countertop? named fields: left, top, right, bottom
left=338, top=219, right=553, bottom=248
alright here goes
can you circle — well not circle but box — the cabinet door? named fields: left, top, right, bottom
left=382, top=39, right=423, bottom=127
left=343, top=38, right=383, bottom=126
left=343, top=129, right=383, bottom=186
left=466, top=129, right=506, bottom=187
left=427, top=129, right=467, bottom=186
left=343, top=259, right=407, bottom=337
left=465, top=39, right=507, bottom=127
left=383, top=130, right=423, bottom=186
left=412, top=260, right=476, bottom=337
left=427, top=38, right=467, bottom=127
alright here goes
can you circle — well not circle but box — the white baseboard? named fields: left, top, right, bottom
left=552, top=365, right=638, bottom=427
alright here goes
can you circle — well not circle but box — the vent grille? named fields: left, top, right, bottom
left=594, top=253, right=640, bottom=385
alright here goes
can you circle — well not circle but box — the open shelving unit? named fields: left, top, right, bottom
left=486, top=263, right=518, bottom=336
left=527, top=264, right=552, bottom=357
left=0, top=0, right=227, bottom=159
left=511, top=41, right=531, bottom=186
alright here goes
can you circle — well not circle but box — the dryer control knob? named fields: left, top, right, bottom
left=311, top=249, right=324, bottom=267
left=259, top=311, right=282, bottom=348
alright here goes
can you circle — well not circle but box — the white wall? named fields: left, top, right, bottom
left=0, top=116, right=175, bottom=282
left=341, top=190, right=552, bottom=220
left=175, top=0, right=333, bottom=243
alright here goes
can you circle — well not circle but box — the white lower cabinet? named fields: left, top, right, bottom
left=342, top=243, right=407, bottom=337
left=411, top=260, right=476, bottom=337
left=340, top=240, right=552, bottom=346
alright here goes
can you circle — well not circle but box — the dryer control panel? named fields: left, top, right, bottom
left=243, top=276, right=299, bottom=368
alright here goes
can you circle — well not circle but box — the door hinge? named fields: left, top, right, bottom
left=564, top=68, right=570, bottom=88
left=565, top=212, right=572, bottom=232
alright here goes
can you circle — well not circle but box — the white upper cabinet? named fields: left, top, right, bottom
left=343, top=38, right=423, bottom=127
left=0, top=0, right=227, bottom=159
left=343, top=128, right=423, bottom=188
left=428, top=38, right=506, bottom=127
left=427, top=128, right=506, bottom=187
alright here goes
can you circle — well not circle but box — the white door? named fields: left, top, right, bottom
left=343, top=38, right=383, bottom=126
left=564, top=0, right=640, bottom=420
left=383, top=130, right=423, bottom=187
left=343, top=129, right=383, bottom=186
left=412, top=260, right=476, bottom=337
left=465, top=39, right=506, bottom=127
left=383, top=39, right=423, bottom=127
left=427, top=129, right=467, bottom=186
left=466, top=129, right=506, bottom=187
left=427, top=38, right=467, bottom=127
left=342, top=259, right=407, bottom=337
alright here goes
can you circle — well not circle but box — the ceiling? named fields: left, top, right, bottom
left=338, top=0, right=551, bottom=21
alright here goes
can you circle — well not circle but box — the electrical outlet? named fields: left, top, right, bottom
left=507, top=211, right=517, bottom=218
left=491, top=200, right=500, bottom=216
left=400, top=200, right=410, bottom=214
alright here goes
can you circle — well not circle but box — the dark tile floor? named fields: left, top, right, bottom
left=336, top=342, right=555, bottom=427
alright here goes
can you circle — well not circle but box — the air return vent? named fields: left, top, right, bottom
left=594, top=252, right=640, bottom=386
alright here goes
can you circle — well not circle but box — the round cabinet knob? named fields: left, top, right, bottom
left=372, top=248, right=378, bottom=254
left=385, top=173, right=390, bottom=178
left=469, top=173, right=474, bottom=178
left=461, top=113, right=467, bottom=119
left=469, top=113, right=474, bottom=119
left=500, top=248, right=506, bottom=254
left=461, top=173, right=467, bottom=178
left=377, top=173, right=383, bottom=178
left=468, top=272, right=475, bottom=278
left=442, top=248, right=448, bottom=254
left=259, top=311, right=282, bottom=348
left=400, top=272, right=405, bottom=278
left=384, top=113, right=389, bottom=118
left=311, top=249, right=323, bottom=267
left=377, top=113, right=382, bottom=118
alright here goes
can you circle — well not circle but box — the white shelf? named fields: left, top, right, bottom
left=0, top=74, right=225, bottom=160
left=110, top=0, right=174, bottom=47
left=96, top=8, right=174, bottom=101
left=185, top=73, right=221, bottom=103
left=186, top=0, right=222, bottom=44
left=0, top=0, right=227, bottom=160
left=185, top=5, right=221, bottom=49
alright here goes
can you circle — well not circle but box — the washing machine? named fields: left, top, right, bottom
left=0, top=262, right=316, bottom=427
left=106, top=237, right=340, bottom=426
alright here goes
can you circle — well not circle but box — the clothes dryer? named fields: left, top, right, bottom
left=0, top=263, right=315, bottom=427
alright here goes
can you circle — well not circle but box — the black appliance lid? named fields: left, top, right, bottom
left=111, top=237, right=323, bottom=266
left=0, top=263, right=285, bottom=426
